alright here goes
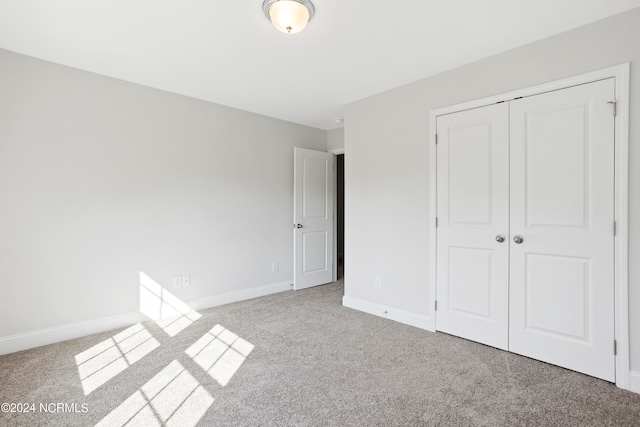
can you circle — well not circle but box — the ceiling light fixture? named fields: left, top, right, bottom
left=262, top=0, right=315, bottom=34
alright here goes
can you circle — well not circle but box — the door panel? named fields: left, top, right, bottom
left=448, top=247, right=493, bottom=318
left=303, top=158, right=329, bottom=218
left=302, top=231, right=328, bottom=273
left=509, top=79, right=615, bottom=381
left=524, top=103, right=589, bottom=227
left=448, top=123, right=494, bottom=224
left=294, top=148, right=334, bottom=290
left=436, top=103, right=510, bottom=350
left=524, top=253, right=590, bottom=340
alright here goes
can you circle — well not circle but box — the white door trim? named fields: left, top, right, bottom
left=428, top=63, right=630, bottom=391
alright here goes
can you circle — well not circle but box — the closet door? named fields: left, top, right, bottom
left=509, top=79, right=615, bottom=381
left=435, top=103, right=510, bottom=350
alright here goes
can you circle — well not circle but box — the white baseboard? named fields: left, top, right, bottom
left=342, top=295, right=434, bottom=331
left=0, top=311, right=148, bottom=356
left=0, top=280, right=292, bottom=356
left=187, top=281, right=292, bottom=311
left=629, top=371, right=640, bottom=394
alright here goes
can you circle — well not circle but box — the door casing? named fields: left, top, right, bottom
left=428, top=63, right=631, bottom=391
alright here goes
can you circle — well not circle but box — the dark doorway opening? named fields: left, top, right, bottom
left=337, top=154, right=344, bottom=279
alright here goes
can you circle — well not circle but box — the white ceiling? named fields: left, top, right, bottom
left=1, top=1, right=639, bottom=130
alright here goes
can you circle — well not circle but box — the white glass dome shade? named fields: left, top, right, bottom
left=263, top=0, right=315, bottom=34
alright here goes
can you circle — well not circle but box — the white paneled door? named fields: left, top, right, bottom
left=509, top=79, right=615, bottom=381
left=436, top=103, right=510, bottom=351
left=436, top=79, right=616, bottom=381
left=293, top=148, right=334, bottom=290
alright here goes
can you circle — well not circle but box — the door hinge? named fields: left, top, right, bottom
left=613, top=221, right=617, bottom=236
left=608, top=100, right=617, bottom=117
left=614, top=339, right=617, bottom=356
left=435, top=217, right=438, bottom=228
left=435, top=134, right=438, bottom=145
left=435, top=300, right=438, bottom=311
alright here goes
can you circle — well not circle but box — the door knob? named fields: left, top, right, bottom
left=495, top=234, right=505, bottom=243
left=513, top=235, right=524, bottom=244
left=295, top=224, right=303, bottom=229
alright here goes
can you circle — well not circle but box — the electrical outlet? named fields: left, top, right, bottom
left=173, top=276, right=182, bottom=289
left=374, top=276, right=382, bottom=289
left=182, top=275, right=190, bottom=288
left=272, top=261, right=279, bottom=272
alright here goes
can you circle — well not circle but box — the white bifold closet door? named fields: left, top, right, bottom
left=435, top=103, right=510, bottom=351
left=509, top=79, right=615, bottom=382
left=436, top=79, right=616, bottom=382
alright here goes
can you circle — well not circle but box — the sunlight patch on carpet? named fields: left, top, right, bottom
left=96, top=360, right=213, bottom=427
left=75, top=323, right=160, bottom=395
left=185, top=324, right=255, bottom=386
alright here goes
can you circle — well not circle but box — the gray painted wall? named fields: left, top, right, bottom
left=0, top=48, right=326, bottom=339
left=327, top=128, right=345, bottom=152
left=344, top=8, right=640, bottom=373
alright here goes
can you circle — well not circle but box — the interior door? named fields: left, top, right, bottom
left=293, top=147, right=334, bottom=290
left=508, top=79, right=616, bottom=381
left=435, top=103, right=510, bottom=350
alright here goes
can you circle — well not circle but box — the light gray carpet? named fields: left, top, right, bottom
left=1, top=280, right=640, bottom=426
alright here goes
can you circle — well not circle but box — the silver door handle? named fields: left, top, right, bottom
left=495, top=234, right=505, bottom=243
left=295, top=224, right=303, bottom=229
left=513, top=235, right=524, bottom=244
